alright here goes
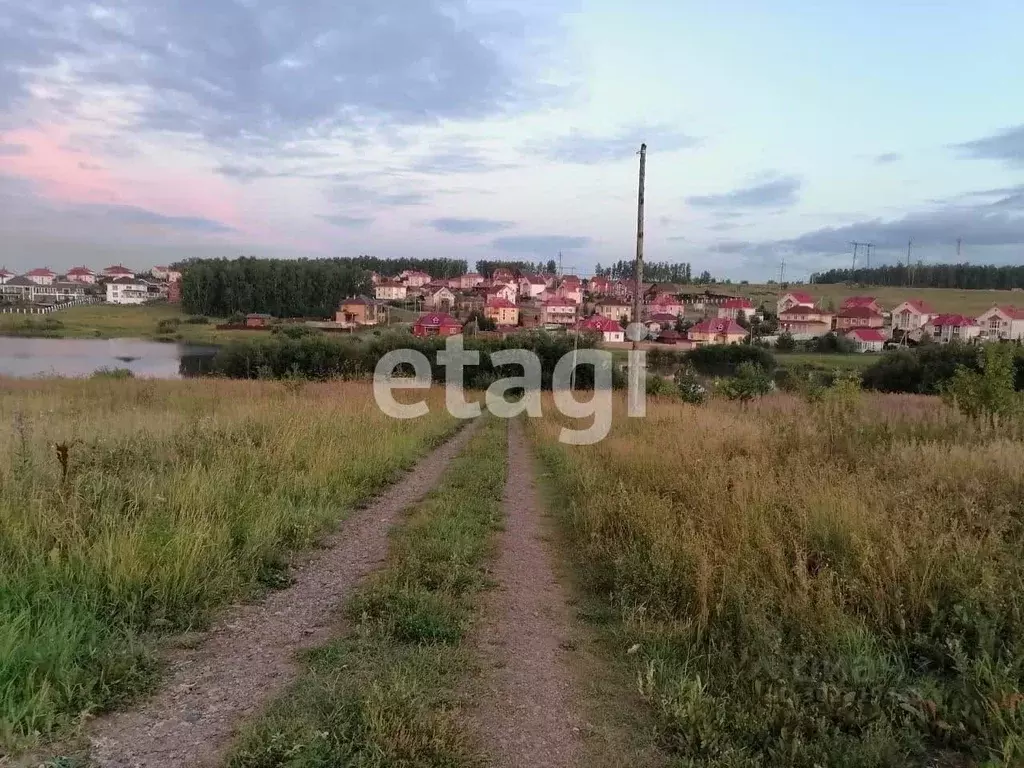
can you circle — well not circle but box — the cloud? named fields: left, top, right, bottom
left=77, top=161, right=103, bottom=171
left=687, top=174, right=802, bottom=209
left=429, top=217, right=515, bottom=235
left=87, top=204, right=234, bottom=234
left=329, top=184, right=428, bottom=207
left=0, top=1, right=565, bottom=146
left=319, top=214, right=373, bottom=229
left=492, top=234, right=590, bottom=253
left=874, top=152, right=901, bottom=165
left=951, top=124, right=1024, bottom=167
left=409, top=147, right=516, bottom=175
left=709, top=222, right=741, bottom=231
left=0, top=142, right=28, bottom=157
left=530, top=124, right=700, bottom=165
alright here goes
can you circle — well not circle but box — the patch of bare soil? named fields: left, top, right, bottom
left=470, top=419, right=584, bottom=768
left=85, top=421, right=478, bottom=768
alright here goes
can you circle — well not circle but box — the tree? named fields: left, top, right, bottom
left=546, top=259, right=557, bottom=274
left=943, top=343, right=1019, bottom=426
left=674, top=365, right=707, bottom=405
left=775, top=332, right=796, bottom=352
left=719, top=362, right=773, bottom=404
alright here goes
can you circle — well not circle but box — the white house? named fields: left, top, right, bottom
left=375, top=281, right=408, bottom=301
left=486, top=283, right=518, bottom=304
left=846, top=327, right=887, bottom=353
left=65, top=266, right=97, bottom=284
left=106, top=277, right=151, bottom=305
left=424, top=286, right=456, bottom=312
left=25, top=268, right=57, bottom=286
left=575, top=314, right=625, bottom=343
left=977, top=306, right=1024, bottom=342
left=518, top=274, right=547, bottom=299
left=0, top=268, right=13, bottom=284
left=777, top=291, right=816, bottom=316
left=557, top=278, right=583, bottom=305
left=402, top=270, right=432, bottom=288
left=540, top=297, right=578, bottom=327
left=103, top=265, right=135, bottom=280
left=929, top=314, right=981, bottom=344
left=891, top=299, right=934, bottom=332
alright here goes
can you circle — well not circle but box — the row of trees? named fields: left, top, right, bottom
left=812, top=263, right=1024, bottom=290
left=474, top=260, right=557, bottom=279
left=594, top=261, right=708, bottom=283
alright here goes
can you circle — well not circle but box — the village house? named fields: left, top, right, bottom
left=484, top=297, right=520, bottom=327
left=595, top=297, right=631, bottom=323
left=845, top=328, right=887, bottom=353
left=0, top=276, right=35, bottom=302
left=103, top=264, right=135, bottom=280
left=106, top=277, right=150, bottom=305
left=777, top=291, right=816, bottom=315
left=491, top=268, right=516, bottom=284
left=655, top=329, right=684, bottom=345
left=835, top=305, right=885, bottom=332
left=486, top=283, right=518, bottom=305
left=518, top=274, right=548, bottom=299
left=575, top=315, right=625, bottom=343
left=778, top=305, right=833, bottom=337
left=688, top=317, right=748, bottom=346
left=375, top=280, right=408, bottom=301
left=402, top=270, right=432, bottom=288
left=556, top=277, right=583, bottom=305
left=33, top=281, right=86, bottom=303
left=586, top=276, right=613, bottom=296
left=929, top=314, right=981, bottom=344
left=458, top=273, right=484, bottom=290
left=457, top=292, right=484, bottom=313
left=245, top=313, right=273, bottom=328
left=540, top=297, right=578, bottom=327
left=717, top=297, right=756, bottom=322
left=335, top=297, right=387, bottom=327
left=424, top=286, right=457, bottom=312
left=65, top=266, right=97, bottom=284
left=645, top=313, right=679, bottom=334
left=0, top=268, right=14, bottom=284
left=152, top=266, right=183, bottom=282
left=25, top=268, right=57, bottom=286
left=647, top=293, right=685, bottom=318
left=891, top=299, right=934, bottom=332
left=841, top=296, right=884, bottom=314
left=413, top=312, right=463, bottom=337
left=977, top=306, right=1024, bottom=342
left=611, top=280, right=633, bottom=301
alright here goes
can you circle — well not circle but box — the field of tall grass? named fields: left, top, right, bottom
left=531, top=392, right=1024, bottom=766
left=0, top=378, right=456, bottom=749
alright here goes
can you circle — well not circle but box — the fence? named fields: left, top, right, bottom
left=0, top=297, right=97, bottom=315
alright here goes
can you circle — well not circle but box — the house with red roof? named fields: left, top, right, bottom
left=375, top=280, right=408, bottom=301
left=484, top=297, right=520, bottom=327
left=655, top=329, right=684, bottom=345
left=645, top=313, right=679, bottom=334
left=587, top=276, right=613, bottom=296
left=0, top=267, right=14, bottom=285
left=840, top=296, right=883, bottom=314
left=486, top=283, right=518, bottom=305
left=518, top=274, right=548, bottom=299
left=845, top=328, right=887, bottom=353
left=402, top=270, right=432, bottom=288
left=977, top=306, right=1024, bottom=341
left=574, top=315, right=625, bottom=343
left=891, top=299, right=934, bottom=332
left=835, top=305, right=885, bottom=333
left=65, top=266, right=97, bottom=284
left=779, top=305, right=833, bottom=337
left=688, top=317, right=748, bottom=346
left=929, top=314, right=980, bottom=344
left=556, top=277, right=583, bottom=305
left=413, top=312, right=463, bottom=337
left=777, top=291, right=816, bottom=315
left=103, top=264, right=135, bottom=280
left=25, top=268, right=57, bottom=286
left=540, top=297, right=578, bottom=327
left=717, top=297, right=756, bottom=322
left=491, top=267, right=516, bottom=284
left=647, top=293, right=685, bottom=318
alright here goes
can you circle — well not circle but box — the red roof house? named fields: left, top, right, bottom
left=574, top=314, right=625, bottom=343
left=846, top=327, right=887, bottom=352
left=688, top=317, right=747, bottom=346
left=413, top=312, right=463, bottom=337
left=836, top=304, right=885, bottom=331
left=717, top=297, right=756, bottom=321
left=841, top=296, right=883, bottom=313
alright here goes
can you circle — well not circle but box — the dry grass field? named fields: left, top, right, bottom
left=530, top=391, right=1024, bottom=766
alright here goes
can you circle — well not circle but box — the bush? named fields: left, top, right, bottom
left=861, top=343, right=1006, bottom=394
left=272, top=324, right=322, bottom=339
left=775, top=332, right=796, bottom=352
left=673, top=365, right=708, bottom=405
left=183, top=315, right=210, bottom=325
left=718, top=362, right=773, bottom=403
left=684, top=344, right=776, bottom=377
left=156, top=318, right=181, bottom=333
left=645, top=375, right=678, bottom=398
left=90, top=367, right=134, bottom=380
left=803, top=331, right=856, bottom=354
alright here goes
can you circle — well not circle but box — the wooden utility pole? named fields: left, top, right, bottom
left=632, top=143, right=647, bottom=350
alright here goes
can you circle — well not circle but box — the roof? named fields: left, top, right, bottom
left=66, top=266, right=94, bottom=275
left=847, top=328, right=887, bottom=342
left=521, top=274, right=547, bottom=285
left=0, top=268, right=14, bottom=277
left=785, top=291, right=815, bottom=304
left=104, top=264, right=133, bottom=273
left=415, top=312, right=462, bottom=328
left=341, top=296, right=381, bottom=307
left=721, top=298, right=754, bottom=309
left=542, top=297, right=576, bottom=307
left=561, top=275, right=582, bottom=285
left=462, top=273, right=481, bottom=279
left=657, top=329, right=682, bottom=341
left=486, top=297, right=517, bottom=309
left=898, top=299, right=934, bottom=314
left=26, top=268, right=56, bottom=276
left=4, top=276, right=34, bottom=286
left=690, top=318, right=746, bottom=336
left=648, top=313, right=678, bottom=324
left=931, top=314, right=977, bottom=326
left=110, top=276, right=147, bottom=285
left=841, top=296, right=879, bottom=308
left=406, top=270, right=431, bottom=278
left=377, top=280, right=405, bottom=288
left=991, top=305, right=1024, bottom=320
left=596, top=298, right=631, bottom=307
left=779, top=304, right=826, bottom=316
left=577, top=315, right=623, bottom=332
left=651, top=293, right=683, bottom=304
left=247, top=313, right=273, bottom=319
left=838, top=305, right=883, bottom=319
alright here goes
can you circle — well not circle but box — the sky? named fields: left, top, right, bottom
left=1, top=0, right=1023, bottom=281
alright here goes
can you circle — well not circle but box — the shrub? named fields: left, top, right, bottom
left=156, top=318, right=181, bottom=333
left=775, top=332, right=796, bottom=352
left=862, top=343, right=993, bottom=394
left=717, top=362, right=773, bottom=403
left=673, top=365, right=707, bottom=405
left=272, top=324, right=322, bottom=339
left=684, top=344, right=776, bottom=377
left=183, top=315, right=210, bottom=325
left=90, top=368, right=134, bottom=380
left=943, top=343, right=1020, bottom=426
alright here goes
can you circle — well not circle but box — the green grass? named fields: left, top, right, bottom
left=776, top=352, right=876, bottom=370
left=0, top=379, right=457, bottom=750
left=226, top=417, right=507, bottom=768
left=530, top=392, right=1024, bottom=767
left=0, top=305, right=249, bottom=343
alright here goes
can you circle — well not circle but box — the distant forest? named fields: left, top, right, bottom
left=180, top=256, right=466, bottom=317
left=593, top=261, right=722, bottom=285
left=475, top=260, right=558, bottom=278
left=812, top=263, right=1024, bottom=291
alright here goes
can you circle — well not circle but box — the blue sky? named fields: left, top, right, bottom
left=0, top=0, right=1022, bottom=279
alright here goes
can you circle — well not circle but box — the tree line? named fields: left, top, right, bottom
left=811, top=263, right=1024, bottom=290
left=474, top=260, right=558, bottom=279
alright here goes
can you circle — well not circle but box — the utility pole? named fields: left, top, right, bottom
left=865, top=243, right=874, bottom=270
left=632, top=143, right=647, bottom=350
left=957, top=237, right=963, bottom=260
left=558, top=251, right=563, bottom=276
left=850, top=241, right=859, bottom=273
left=778, top=259, right=786, bottom=285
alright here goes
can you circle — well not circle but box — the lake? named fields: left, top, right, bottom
left=0, top=337, right=218, bottom=379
